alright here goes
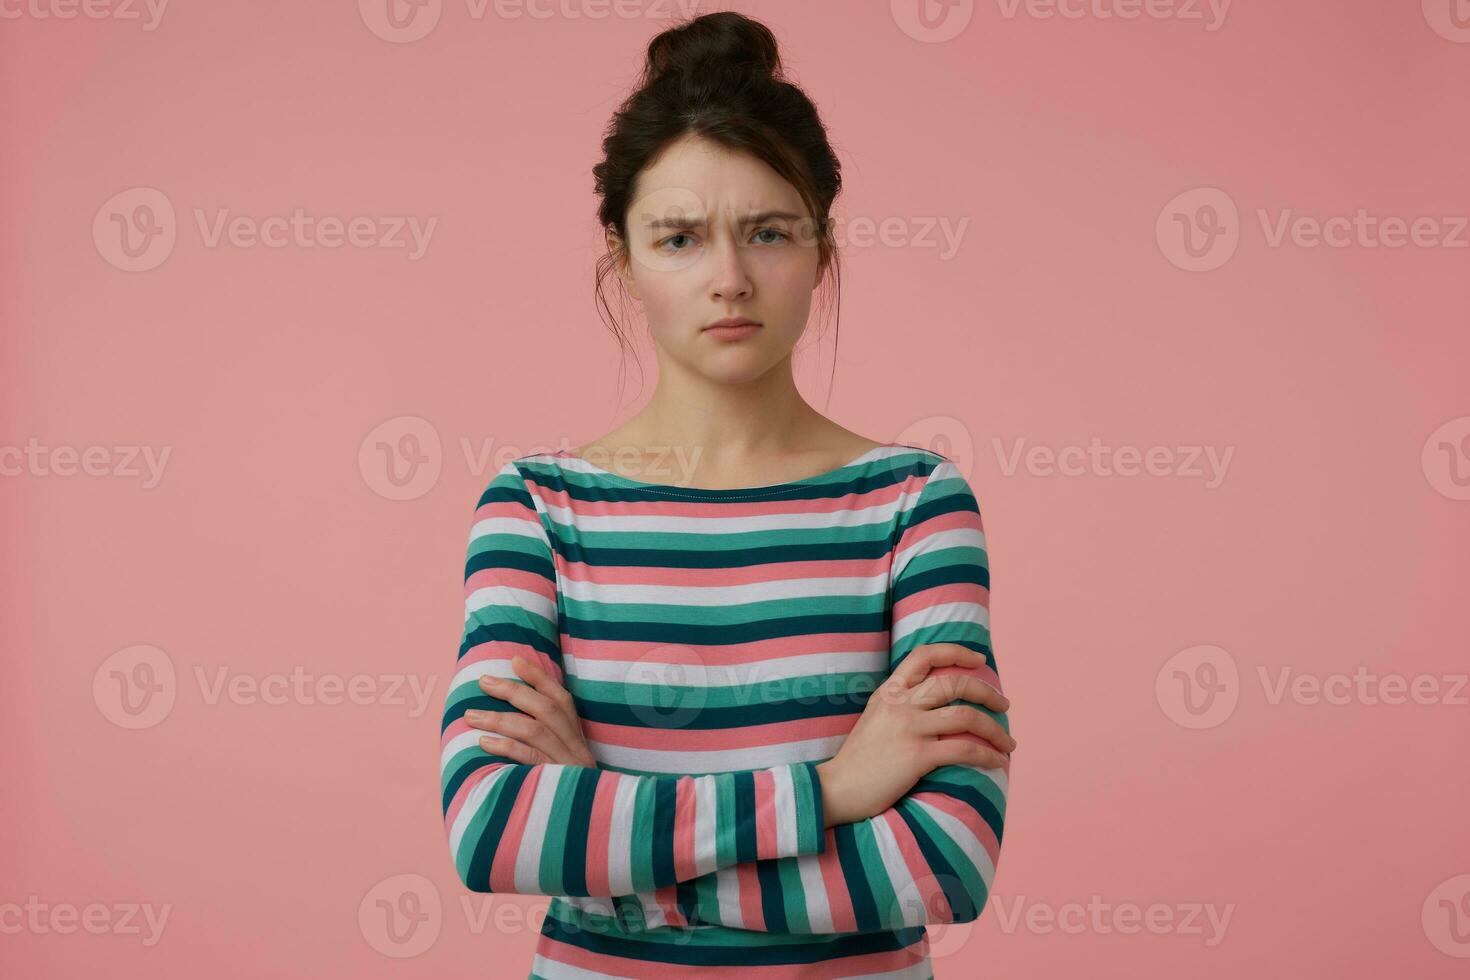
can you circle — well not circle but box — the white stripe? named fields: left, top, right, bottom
left=987, top=767, right=1008, bottom=794
left=447, top=762, right=512, bottom=857
left=714, top=863, right=745, bottom=929
left=469, top=513, right=547, bottom=544
left=440, top=728, right=486, bottom=772
left=890, top=526, right=986, bottom=585
left=890, top=601, right=990, bottom=647
left=464, top=583, right=556, bottom=625
left=912, top=795, right=997, bottom=886
left=926, top=458, right=964, bottom=485
left=515, top=765, right=566, bottom=892
left=590, top=735, right=845, bottom=774
left=772, top=764, right=797, bottom=856
left=796, top=852, right=834, bottom=932
left=606, top=775, right=637, bottom=895
left=448, top=658, right=517, bottom=695
left=837, top=956, right=935, bottom=980
left=557, top=895, right=617, bottom=917
left=557, top=571, right=891, bottom=607
left=541, top=495, right=906, bottom=534
left=568, top=649, right=886, bottom=687
left=868, top=813, right=920, bottom=925
left=640, top=893, right=670, bottom=930
left=530, top=952, right=636, bottom=980
left=693, top=776, right=718, bottom=875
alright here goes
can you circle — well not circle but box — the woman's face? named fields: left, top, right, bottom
left=613, top=133, right=824, bottom=381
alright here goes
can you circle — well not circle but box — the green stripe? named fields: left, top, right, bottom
left=538, top=767, right=576, bottom=892
left=629, top=775, right=656, bottom=892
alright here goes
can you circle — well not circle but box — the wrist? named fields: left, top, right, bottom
left=815, top=759, right=850, bottom=829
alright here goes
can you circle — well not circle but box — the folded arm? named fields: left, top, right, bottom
left=591, top=459, right=1008, bottom=933
left=440, top=461, right=829, bottom=896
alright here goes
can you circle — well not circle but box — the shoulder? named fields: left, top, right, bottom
left=472, top=454, right=563, bottom=514
left=886, top=445, right=984, bottom=518
left=886, top=443, right=966, bottom=483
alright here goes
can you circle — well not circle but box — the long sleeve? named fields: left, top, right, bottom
left=603, top=458, right=1008, bottom=933
left=440, top=462, right=829, bottom=896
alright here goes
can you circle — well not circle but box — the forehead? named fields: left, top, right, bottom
left=631, top=134, right=806, bottom=221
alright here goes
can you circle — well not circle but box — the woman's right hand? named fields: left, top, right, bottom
left=816, top=643, right=1015, bottom=828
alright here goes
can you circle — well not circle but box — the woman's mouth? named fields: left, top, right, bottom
left=703, top=317, right=762, bottom=340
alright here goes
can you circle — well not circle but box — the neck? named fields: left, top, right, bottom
left=629, top=350, right=825, bottom=460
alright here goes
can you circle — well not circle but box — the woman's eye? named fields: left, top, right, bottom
left=656, top=228, right=787, bottom=251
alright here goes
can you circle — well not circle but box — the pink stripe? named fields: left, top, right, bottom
left=582, top=773, right=618, bottom=894
left=736, top=859, right=763, bottom=928
left=473, top=498, right=546, bottom=522
left=893, top=497, right=971, bottom=549
left=488, top=764, right=542, bottom=892
left=464, top=564, right=555, bottom=599
left=563, top=631, right=887, bottom=668
left=877, top=809, right=947, bottom=919
left=557, top=553, right=891, bottom=587
left=583, top=711, right=853, bottom=753
left=800, top=939, right=929, bottom=978
left=673, top=776, right=697, bottom=880
left=753, top=768, right=778, bottom=858
left=914, top=777, right=1005, bottom=858
left=816, top=840, right=859, bottom=932
left=652, top=883, right=688, bottom=927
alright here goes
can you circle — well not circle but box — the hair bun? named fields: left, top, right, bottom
left=643, top=11, right=783, bottom=86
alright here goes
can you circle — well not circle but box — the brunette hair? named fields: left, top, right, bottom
left=591, top=10, right=844, bottom=399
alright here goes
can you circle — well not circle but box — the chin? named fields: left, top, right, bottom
left=696, top=349, right=784, bottom=382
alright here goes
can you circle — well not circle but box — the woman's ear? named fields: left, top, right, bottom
left=607, top=230, right=642, bottom=302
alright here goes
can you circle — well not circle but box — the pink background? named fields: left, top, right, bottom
left=4, top=0, right=1469, bottom=976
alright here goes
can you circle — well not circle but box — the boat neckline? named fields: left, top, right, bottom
left=549, top=443, right=907, bottom=497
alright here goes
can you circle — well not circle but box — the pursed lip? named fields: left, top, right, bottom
left=704, top=317, right=761, bottom=330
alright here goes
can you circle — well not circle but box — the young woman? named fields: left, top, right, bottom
left=439, top=12, right=1014, bottom=978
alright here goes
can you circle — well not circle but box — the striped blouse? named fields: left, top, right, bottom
left=439, top=443, right=1008, bottom=978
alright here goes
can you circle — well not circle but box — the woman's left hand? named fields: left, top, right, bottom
left=465, top=655, right=598, bottom=767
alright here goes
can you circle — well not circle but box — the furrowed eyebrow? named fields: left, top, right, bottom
left=644, top=210, right=805, bottom=231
